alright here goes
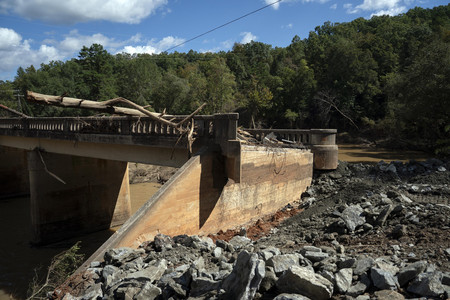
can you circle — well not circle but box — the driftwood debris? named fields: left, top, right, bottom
left=26, top=91, right=207, bottom=156
left=0, top=104, right=30, bottom=118
left=27, top=91, right=182, bottom=129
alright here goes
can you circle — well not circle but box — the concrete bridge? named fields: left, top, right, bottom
left=0, top=114, right=337, bottom=255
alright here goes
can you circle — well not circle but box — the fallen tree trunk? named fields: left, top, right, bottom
left=27, top=91, right=180, bottom=129
left=0, top=104, right=30, bottom=118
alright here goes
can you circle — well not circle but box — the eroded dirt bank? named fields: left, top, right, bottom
left=53, top=158, right=450, bottom=299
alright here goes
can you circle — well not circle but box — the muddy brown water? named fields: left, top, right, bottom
left=0, top=146, right=430, bottom=299
left=338, top=144, right=429, bottom=163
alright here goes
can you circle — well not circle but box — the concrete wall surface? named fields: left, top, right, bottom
left=28, top=150, right=131, bottom=244
left=82, top=145, right=313, bottom=267
left=0, top=146, right=30, bottom=197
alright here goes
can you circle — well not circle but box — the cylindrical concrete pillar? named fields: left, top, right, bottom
left=309, top=129, right=339, bottom=170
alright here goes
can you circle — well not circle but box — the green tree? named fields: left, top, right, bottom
left=78, top=44, right=116, bottom=101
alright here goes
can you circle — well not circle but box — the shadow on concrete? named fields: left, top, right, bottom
left=199, top=152, right=227, bottom=228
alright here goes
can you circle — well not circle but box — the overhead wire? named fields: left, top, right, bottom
left=163, top=0, right=283, bottom=52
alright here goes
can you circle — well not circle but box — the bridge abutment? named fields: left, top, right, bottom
left=27, top=150, right=131, bottom=244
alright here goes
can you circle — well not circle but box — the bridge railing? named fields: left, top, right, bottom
left=0, top=114, right=241, bottom=144
left=243, top=128, right=337, bottom=146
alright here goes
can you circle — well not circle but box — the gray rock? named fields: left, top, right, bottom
left=102, top=265, right=125, bottom=288
left=104, top=247, right=145, bottom=266
left=407, top=271, right=445, bottom=298
left=134, top=282, right=162, bottom=300
left=229, top=235, right=252, bottom=250
left=153, top=233, right=174, bottom=252
left=355, top=296, right=370, bottom=300
left=89, top=261, right=101, bottom=268
left=346, top=274, right=371, bottom=297
left=276, top=266, right=333, bottom=300
left=341, top=205, right=366, bottom=232
left=376, top=204, right=394, bottom=226
left=125, top=259, right=167, bottom=283
left=337, top=257, right=356, bottom=270
left=213, top=247, right=222, bottom=258
left=371, top=267, right=399, bottom=290
left=335, top=268, right=353, bottom=293
left=445, top=248, right=450, bottom=256
left=216, top=239, right=229, bottom=251
left=161, top=278, right=187, bottom=299
left=267, top=254, right=300, bottom=275
left=273, top=293, right=311, bottom=300
left=442, top=272, right=450, bottom=286
left=374, top=289, right=405, bottom=300
left=392, top=224, right=407, bottom=239
left=258, top=246, right=281, bottom=261
left=222, top=250, right=265, bottom=300
left=399, top=194, right=413, bottom=204
left=397, top=260, right=427, bottom=287
left=259, top=266, right=277, bottom=293
left=303, top=251, right=329, bottom=263
left=192, top=256, right=205, bottom=271
left=300, top=245, right=322, bottom=253
left=189, top=277, right=220, bottom=297
left=79, top=282, right=103, bottom=299
left=374, top=258, right=399, bottom=275
left=318, top=270, right=334, bottom=285
left=353, top=257, right=374, bottom=276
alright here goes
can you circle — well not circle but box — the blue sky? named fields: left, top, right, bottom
left=0, top=0, right=448, bottom=81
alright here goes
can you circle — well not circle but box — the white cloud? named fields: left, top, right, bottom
left=59, top=30, right=118, bottom=54
left=117, top=36, right=185, bottom=54
left=0, top=27, right=22, bottom=50
left=0, top=27, right=187, bottom=80
left=0, top=27, right=62, bottom=78
left=330, top=3, right=337, bottom=10
left=351, top=0, right=408, bottom=16
left=265, top=0, right=281, bottom=10
left=2, top=0, right=168, bottom=25
left=371, top=6, right=406, bottom=16
left=240, top=32, right=257, bottom=44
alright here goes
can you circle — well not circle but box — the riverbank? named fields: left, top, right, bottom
left=55, top=158, right=450, bottom=299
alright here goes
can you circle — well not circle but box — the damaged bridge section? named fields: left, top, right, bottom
left=0, top=109, right=337, bottom=270
left=82, top=144, right=314, bottom=269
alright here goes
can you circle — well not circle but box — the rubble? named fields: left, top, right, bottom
left=54, top=159, right=450, bottom=299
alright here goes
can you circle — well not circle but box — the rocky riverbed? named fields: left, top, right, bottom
left=53, top=159, right=450, bottom=299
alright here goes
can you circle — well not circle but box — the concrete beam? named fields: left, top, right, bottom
left=0, top=135, right=190, bottom=167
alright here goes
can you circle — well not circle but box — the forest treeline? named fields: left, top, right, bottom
left=1, top=5, right=449, bottom=154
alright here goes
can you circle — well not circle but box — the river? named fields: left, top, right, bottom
left=0, top=145, right=430, bottom=299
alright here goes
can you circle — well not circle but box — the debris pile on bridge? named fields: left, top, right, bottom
left=26, top=91, right=207, bottom=154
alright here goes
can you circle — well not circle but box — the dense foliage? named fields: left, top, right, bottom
left=1, top=5, right=449, bottom=154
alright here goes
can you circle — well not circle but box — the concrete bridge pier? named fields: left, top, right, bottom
left=27, top=150, right=131, bottom=245
left=0, top=146, right=30, bottom=198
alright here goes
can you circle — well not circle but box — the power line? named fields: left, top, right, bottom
left=163, top=0, right=283, bottom=52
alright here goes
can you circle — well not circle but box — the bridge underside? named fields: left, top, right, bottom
left=0, top=145, right=133, bottom=244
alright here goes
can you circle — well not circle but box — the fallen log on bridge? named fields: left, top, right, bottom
left=27, top=91, right=180, bottom=129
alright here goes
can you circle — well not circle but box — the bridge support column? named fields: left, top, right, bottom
left=27, top=150, right=131, bottom=244
left=0, top=146, right=29, bottom=198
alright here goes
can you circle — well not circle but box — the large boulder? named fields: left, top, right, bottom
left=276, top=266, right=333, bottom=300
left=221, top=250, right=265, bottom=300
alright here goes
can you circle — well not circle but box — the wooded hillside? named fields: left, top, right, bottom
left=1, top=5, right=449, bottom=154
